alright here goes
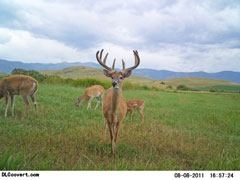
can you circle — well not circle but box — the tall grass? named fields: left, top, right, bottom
left=70, top=78, right=111, bottom=89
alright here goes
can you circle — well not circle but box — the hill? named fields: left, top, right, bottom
left=0, top=59, right=101, bottom=73
left=40, top=66, right=240, bottom=92
left=1, top=59, right=240, bottom=83
left=133, top=69, right=240, bottom=83
left=40, top=66, right=151, bottom=83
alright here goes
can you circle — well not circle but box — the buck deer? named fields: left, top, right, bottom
left=75, top=85, right=104, bottom=110
left=96, top=49, right=140, bottom=158
left=126, top=99, right=145, bottom=122
left=0, top=75, right=38, bottom=118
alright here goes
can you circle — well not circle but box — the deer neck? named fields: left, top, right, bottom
left=111, top=86, right=122, bottom=115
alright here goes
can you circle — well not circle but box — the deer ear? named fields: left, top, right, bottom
left=103, top=69, right=112, bottom=77
left=123, top=70, right=132, bottom=78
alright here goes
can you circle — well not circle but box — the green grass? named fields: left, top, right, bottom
left=199, top=85, right=240, bottom=93
left=157, top=77, right=238, bottom=89
left=0, top=84, right=240, bottom=170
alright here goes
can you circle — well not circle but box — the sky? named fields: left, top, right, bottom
left=0, top=0, right=239, bottom=72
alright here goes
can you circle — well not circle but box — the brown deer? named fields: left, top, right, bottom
left=96, top=49, right=140, bottom=158
left=126, top=99, right=145, bottom=122
left=75, top=85, right=104, bottom=110
left=0, top=75, right=38, bottom=118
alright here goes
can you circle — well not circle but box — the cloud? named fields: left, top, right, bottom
left=0, top=0, right=239, bottom=72
left=0, top=28, right=88, bottom=63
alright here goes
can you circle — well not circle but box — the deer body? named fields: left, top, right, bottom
left=75, top=85, right=104, bottom=110
left=126, top=99, right=145, bottom=122
left=0, top=75, right=38, bottom=118
left=103, top=87, right=127, bottom=158
left=96, top=49, right=140, bottom=158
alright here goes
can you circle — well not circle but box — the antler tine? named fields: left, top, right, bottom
left=134, top=50, right=139, bottom=65
left=96, top=49, right=112, bottom=71
left=103, top=53, right=108, bottom=64
left=112, top=58, right=116, bottom=70
left=125, top=50, right=140, bottom=72
left=100, top=49, right=104, bottom=60
left=122, top=59, right=125, bottom=71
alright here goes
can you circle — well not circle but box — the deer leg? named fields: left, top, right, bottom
left=11, top=95, right=15, bottom=116
left=137, top=108, right=144, bottom=122
left=104, top=118, right=108, bottom=140
left=4, top=95, right=9, bottom=117
left=111, top=123, right=116, bottom=158
left=113, top=121, right=123, bottom=158
left=139, top=109, right=144, bottom=122
left=114, top=121, right=122, bottom=145
left=125, top=110, right=129, bottom=118
left=87, top=97, right=93, bottom=110
left=107, top=121, right=114, bottom=156
left=30, top=94, right=38, bottom=118
left=21, top=95, right=29, bottom=118
left=138, top=104, right=145, bottom=122
left=101, top=95, right=103, bottom=105
left=130, top=110, right=133, bottom=120
left=94, top=96, right=100, bottom=110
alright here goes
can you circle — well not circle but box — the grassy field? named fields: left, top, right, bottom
left=156, top=77, right=238, bottom=89
left=199, top=85, right=240, bottom=93
left=0, top=84, right=240, bottom=170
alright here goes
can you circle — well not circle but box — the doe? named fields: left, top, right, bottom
left=0, top=75, right=38, bottom=118
left=75, top=85, right=104, bottom=110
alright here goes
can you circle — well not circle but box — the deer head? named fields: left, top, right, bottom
left=75, top=98, right=81, bottom=106
left=96, top=49, right=140, bottom=89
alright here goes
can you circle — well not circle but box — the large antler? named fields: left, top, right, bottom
left=122, top=50, right=140, bottom=72
left=96, top=49, right=116, bottom=72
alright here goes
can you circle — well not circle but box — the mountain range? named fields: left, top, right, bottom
left=0, top=59, right=240, bottom=83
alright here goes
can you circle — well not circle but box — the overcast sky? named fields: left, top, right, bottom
left=0, top=0, right=239, bottom=72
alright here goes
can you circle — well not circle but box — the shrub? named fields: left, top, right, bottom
left=160, top=81, right=165, bottom=85
left=209, top=88, right=217, bottom=92
left=70, top=78, right=111, bottom=89
left=141, top=85, right=151, bottom=90
left=11, top=68, right=48, bottom=82
left=167, top=85, right=173, bottom=89
left=177, top=84, right=190, bottom=91
left=43, top=75, right=65, bottom=85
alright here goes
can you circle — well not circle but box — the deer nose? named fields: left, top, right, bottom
left=112, top=82, right=117, bottom=87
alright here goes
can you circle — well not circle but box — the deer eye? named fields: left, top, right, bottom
left=111, top=77, right=114, bottom=79
left=120, top=77, right=123, bottom=80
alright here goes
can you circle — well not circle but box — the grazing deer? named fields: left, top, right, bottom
left=96, top=49, right=140, bottom=158
left=75, top=85, right=104, bottom=110
left=126, top=99, right=145, bottom=122
left=0, top=75, right=38, bottom=118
